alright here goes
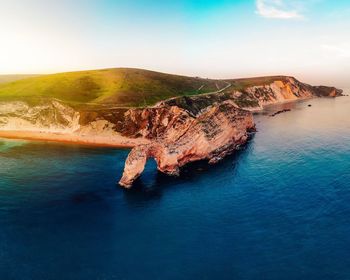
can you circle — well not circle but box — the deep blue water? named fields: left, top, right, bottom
left=1, top=97, right=350, bottom=280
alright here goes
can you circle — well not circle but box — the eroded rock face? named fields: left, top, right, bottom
left=0, top=76, right=342, bottom=188
left=155, top=77, right=343, bottom=111
left=118, top=77, right=343, bottom=188
left=119, top=101, right=255, bottom=188
left=0, top=100, right=80, bottom=133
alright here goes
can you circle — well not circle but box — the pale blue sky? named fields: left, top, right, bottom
left=0, top=0, right=349, bottom=87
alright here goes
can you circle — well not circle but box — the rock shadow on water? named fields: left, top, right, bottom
left=122, top=137, right=254, bottom=203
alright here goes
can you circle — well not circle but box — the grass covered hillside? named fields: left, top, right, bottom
left=0, top=68, right=289, bottom=108
left=0, top=68, right=230, bottom=107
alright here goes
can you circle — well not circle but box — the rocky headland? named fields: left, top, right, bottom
left=0, top=73, right=343, bottom=188
left=119, top=101, right=255, bottom=187
left=117, top=76, right=342, bottom=187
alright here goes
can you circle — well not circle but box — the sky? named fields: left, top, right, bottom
left=0, top=0, right=349, bottom=88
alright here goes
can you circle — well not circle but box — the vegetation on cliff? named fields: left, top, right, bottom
left=0, top=69, right=310, bottom=108
left=0, top=68, right=228, bottom=107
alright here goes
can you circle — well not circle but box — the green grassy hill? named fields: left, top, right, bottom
left=0, top=68, right=287, bottom=108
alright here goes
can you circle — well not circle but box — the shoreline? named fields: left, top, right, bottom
left=248, top=96, right=313, bottom=112
left=0, top=99, right=310, bottom=148
left=0, top=96, right=344, bottom=149
left=0, top=130, right=148, bottom=149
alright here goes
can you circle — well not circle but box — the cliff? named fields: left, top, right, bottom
left=156, top=77, right=343, bottom=112
left=0, top=73, right=343, bottom=188
left=117, top=77, right=342, bottom=187
left=0, top=99, right=79, bottom=133
left=119, top=101, right=255, bottom=187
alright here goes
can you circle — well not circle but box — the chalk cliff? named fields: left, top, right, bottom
left=119, top=101, right=255, bottom=187
left=118, top=77, right=343, bottom=187
left=156, top=77, right=343, bottom=112
left=0, top=75, right=343, bottom=188
left=0, top=100, right=80, bottom=133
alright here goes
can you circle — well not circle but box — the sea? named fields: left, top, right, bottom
left=0, top=96, right=350, bottom=280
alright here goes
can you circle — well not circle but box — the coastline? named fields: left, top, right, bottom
left=247, top=96, right=313, bottom=112
left=0, top=96, right=342, bottom=149
left=0, top=130, right=148, bottom=149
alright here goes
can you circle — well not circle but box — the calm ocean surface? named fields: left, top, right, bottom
left=0, top=97, right=350, bottom=280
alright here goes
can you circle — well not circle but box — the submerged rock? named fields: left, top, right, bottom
left=270, top=109, right=291, bottom=117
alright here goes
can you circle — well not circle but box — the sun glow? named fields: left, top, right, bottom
left=0, top=0, right=349, bottom=89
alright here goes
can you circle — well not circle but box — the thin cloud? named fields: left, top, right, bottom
left=256, top=0, right=304, bottom=19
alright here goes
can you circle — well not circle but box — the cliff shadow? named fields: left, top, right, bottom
left=122, top=134, right=255, bottom=204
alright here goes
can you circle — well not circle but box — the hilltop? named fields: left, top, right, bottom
left=0, top=68, right=287, bottom=108
left=0, top=74, right=41, bottom=84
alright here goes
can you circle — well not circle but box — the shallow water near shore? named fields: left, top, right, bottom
left=1, top=97, right=350, bottom=280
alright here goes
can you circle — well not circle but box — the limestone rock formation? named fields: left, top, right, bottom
left=155, top=77, right=343, bottom=112
left=119, top=101, right=255, bottom=188
left=0, top=100, right=80, bottom=133
left=118, top=77, right=343, bottom=188
left=0, top=74, right=343, bottom=188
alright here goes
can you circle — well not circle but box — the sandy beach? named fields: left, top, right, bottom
left=0, top=130, right=149, bottom=148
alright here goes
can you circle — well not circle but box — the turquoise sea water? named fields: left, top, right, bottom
left=0, top=97, right=350, bottom=280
